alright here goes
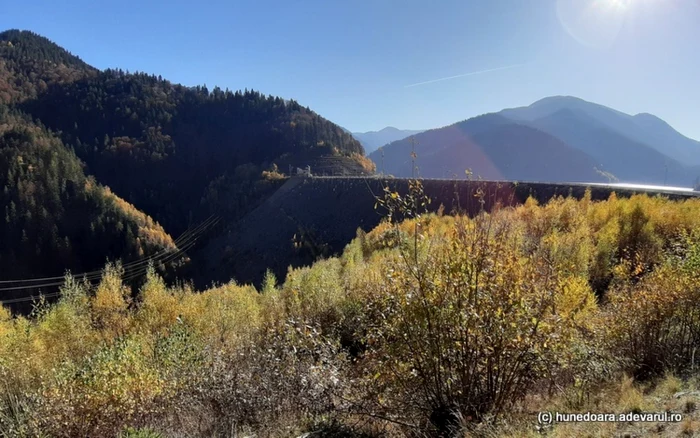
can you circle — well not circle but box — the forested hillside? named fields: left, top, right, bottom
left=0, top=30, right=95, bottom=104
left=0, top=107, right=176, bottom=290
left=0, top=29, right=371, bottom=293
left=21, top=72, right=367, bottom=233
left=1, top=30, right=370, bottom=236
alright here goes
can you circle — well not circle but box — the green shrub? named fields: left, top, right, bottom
left=119, top=427, right=163, bottom=438
left=0, top=385, right=42, bottom=438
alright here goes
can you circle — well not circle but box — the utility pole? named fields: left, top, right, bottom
left=379, top=146, right=385, bottom=176
left=410, top=136, right=418, bottom=179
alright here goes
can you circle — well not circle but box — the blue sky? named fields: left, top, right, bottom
left=3, top=0, right=700, bottom=139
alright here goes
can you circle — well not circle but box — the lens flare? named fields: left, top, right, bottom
left=556, top=0, right=630, bottom=48
left=607, top=0, right=632, bottom=8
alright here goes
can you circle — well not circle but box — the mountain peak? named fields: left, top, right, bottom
left=633, top=112, right=669, bottom=126
left=0, top=29, right=93, bottom=70
left=499, top=95, right=700, bottom=177
left=366, top=126, right=417, bottom=134
left=528, top=95, right=631, bottom=118
left=352, top=127, right=425, bottom=154
left=530, top=95, right=585, bottom=106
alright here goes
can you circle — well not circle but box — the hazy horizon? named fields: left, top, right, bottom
left=3, top=0, right=699, bottom=139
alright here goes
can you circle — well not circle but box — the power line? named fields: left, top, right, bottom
left=0, top=230, right=208, bottom=305
left=0, top=215, right=220, bottom=300
left=0, top=214, right=218, bottom=285
left=6, top=215, right=213, bottom=290
left=0, top=292, right=62, bottom=305
left=0, top=224, right=206, bottom=293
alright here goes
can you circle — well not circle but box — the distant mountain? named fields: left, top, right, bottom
left=370, top=96, right=700, bottom=186
left=368, top=114, right=605, bottom=183
left=501, top=96, right=700, bottom=166
left=525, top=108, right=692, bottom=186
left=352, top=127, right=424, bottom=154
left=632, top=112, right=700, bottom=165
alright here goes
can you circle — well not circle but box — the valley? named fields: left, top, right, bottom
left=1, top=24, right=700, bottom=438
left=3, top=30, right=700, bottom=299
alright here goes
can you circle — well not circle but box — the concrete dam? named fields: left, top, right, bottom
left=193, top=176, right=699, bottom=288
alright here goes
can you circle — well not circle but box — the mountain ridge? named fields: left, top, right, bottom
left=523, top=108, right=692, bottom=185
left=1, top=30, right=371, bottom=236
left=369, top=97, right=700, bottom=187
left=0, top=29, right=372, bottom=295
left=368, top=114, right=605, bottom=182
left=352, top=127, right=424, bottom=154
left=501, top=96, right=700, bottom=166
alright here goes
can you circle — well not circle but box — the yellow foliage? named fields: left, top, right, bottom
left=351, top=152, right=377, bottom=173
left=0, top=305, right=11, bottom=338
left=0, top=191, right=697, bottom=435
left=179, top=282, right=262, bottom=348
left=134, top=267, right=180, bottom=335
left=555, top=275, right=597, bottom=324
left=30, top=301, right=98, bottom=372
left=39, top=337, right=167, bottom=437
left=606, top=261, right=700, bottom=377
left=282, top=258, right=344, bottom=318
left=92, top=265, right=132, bottom=340
left=87, top=180, right=176, bottom=252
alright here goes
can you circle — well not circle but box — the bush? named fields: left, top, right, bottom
left=119, top=427, right=163, bottom=438
left=185, top=318, right=348, bottom=437
left=37, top=337, right=169, bottom=437
left=606, top=260, right=700, bottom=379
left=0, top=385, right=41, bottom=438
left=352, top=208, right=597, bottom=435
left=0, top=191, right=698, bottom=437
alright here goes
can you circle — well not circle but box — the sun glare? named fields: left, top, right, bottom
left=557, top=0, right=639, bottom=48
left=609, top=0, right=632, bottom=8
left=595, top=0, right=633, bottom=11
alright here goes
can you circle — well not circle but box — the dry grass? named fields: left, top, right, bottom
left=482, top=375, right=700, bottom=438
